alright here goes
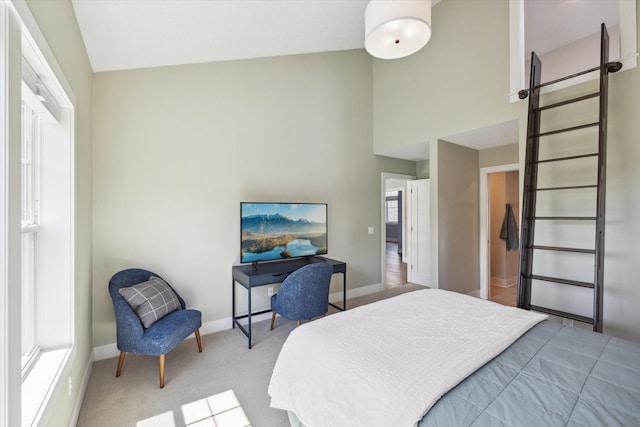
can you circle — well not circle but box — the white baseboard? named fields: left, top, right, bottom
left=330, top=282, right=383, bottom=303
left=491, top=276, right=518, bottom=288
left=93, top=343, right=118, bottom=362
left=68, top=351, right=93, bottom=427
left=93, top=283, right=384, bottom=361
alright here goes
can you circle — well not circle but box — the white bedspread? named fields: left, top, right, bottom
left=268, top=289, right=547, bottom=427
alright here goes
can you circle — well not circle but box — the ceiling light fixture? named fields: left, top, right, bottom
left=365, top=0, right=432, bottom=60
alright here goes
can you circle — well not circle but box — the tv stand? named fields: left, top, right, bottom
left=232, top=256, right=347, bottom=348
left=250, top=255, right=322, bottom=271
left=305, top=256, right=327, bottom=263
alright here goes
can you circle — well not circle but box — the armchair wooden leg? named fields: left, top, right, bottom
left=296, top=320, right=301, bottom=327
left=270, top=312, right=276, bottom=330
left=115, top=351, right=126, bottom=377
left=195, top=329, right=203, bottom=352
left=159, top=354, right=165, bottom=389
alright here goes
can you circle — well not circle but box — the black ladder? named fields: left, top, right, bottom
left=517, top=24, right=621, bottom=333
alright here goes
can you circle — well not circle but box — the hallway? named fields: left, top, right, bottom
left=385, top=242, right=408, bottom=288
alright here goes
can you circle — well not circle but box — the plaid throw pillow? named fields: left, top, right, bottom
left=118, top=276, right=181, bottom=328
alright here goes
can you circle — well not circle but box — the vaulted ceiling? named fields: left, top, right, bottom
left=72, top=0, right=617, bottom=73
left=72, top=0, right=370, bottom=72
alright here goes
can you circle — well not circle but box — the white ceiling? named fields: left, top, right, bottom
left=72, top=0, right=370, bottom=72
left=71, top=0, right=619, bottom=161
left=72, top=0, right=618, bottom=73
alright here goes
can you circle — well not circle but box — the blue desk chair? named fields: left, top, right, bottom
left=108, top=268, right=202, bottom=388
left=270, top=262, right=333, bottom=329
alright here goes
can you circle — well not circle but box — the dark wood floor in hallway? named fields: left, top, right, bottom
left=385, top=241, right=408, bottom=287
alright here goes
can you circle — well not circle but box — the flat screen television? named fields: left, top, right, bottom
left=240, top=202, right=328, bottom=264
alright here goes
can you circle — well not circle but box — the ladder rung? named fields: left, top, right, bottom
left=529, top=274, right=594, bottom=288
left=535, top=185, right=597, bottom=192
left=529, top=305, right=594, bottom=325
left=537, top=65, right=601, bottom=89
left=531, top=216, right=596, bottom=221
left=536, top=152, right=598, bottom=164
left=537, top=92, right=600, bottom=112
left=529, top=245, right=596, bottom=254
left=517, top=61, right=622, bottom=99
left=534, top=122, right=599, bottom=138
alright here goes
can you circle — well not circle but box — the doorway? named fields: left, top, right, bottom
left=381, top=173, right=414, bottom=289
left=479, top=164, right=519, bottom=306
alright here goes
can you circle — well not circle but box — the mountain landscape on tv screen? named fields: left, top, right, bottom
left=241, top=213, right=324, bottom=234
left=241, top=213, right=327, bottom=262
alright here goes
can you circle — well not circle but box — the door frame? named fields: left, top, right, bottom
left=381, top=172, right=415, bottom=287
left=479, top=163, right=519, bottom=300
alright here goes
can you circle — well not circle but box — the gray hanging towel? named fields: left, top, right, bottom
left=499, top=203, right=519, bottom=251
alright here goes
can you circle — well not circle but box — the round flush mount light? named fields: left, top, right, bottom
left=365, top=0, right=432, bottom=60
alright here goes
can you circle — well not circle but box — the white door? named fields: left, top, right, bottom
left=407, top=179, right=430, bottom=286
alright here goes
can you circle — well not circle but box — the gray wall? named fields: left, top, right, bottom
left=479, top=143, right=519, bottom=168
left=386, top=223, right=399, bottom=241
left=372, top=0, right=521, bottom=157
left=605, top=52, right=640, bottom=341
left=416, top=160, right=430, bottom=179
left=437, top=140, right=479, bottom=294
left=92, top=50, right=416, bottom=348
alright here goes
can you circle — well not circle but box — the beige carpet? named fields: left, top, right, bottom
left=76, top=283, right=426, bottom=427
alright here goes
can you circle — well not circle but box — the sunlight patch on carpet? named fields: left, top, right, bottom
left=136, top=390, right=250, bottom=427
left=137, top=410, right=176, bottom=427
left=182, top=389, right=251, bottom=427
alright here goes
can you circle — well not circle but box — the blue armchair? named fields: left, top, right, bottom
left=270, top=262, right=333, bottom=330
left=108, top=268, right=202, bottom=388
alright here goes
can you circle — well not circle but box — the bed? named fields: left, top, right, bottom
left=268, top=289, right=640, bottom=427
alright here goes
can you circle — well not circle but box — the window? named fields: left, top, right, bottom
left=21, top=100, right=41, bottom=374
left=18, top=68, right=75, bottom=425
left=7, top=8, right=76, bottom=425
left=385, top=191, right=398, bottom=223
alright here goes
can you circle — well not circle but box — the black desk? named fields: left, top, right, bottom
left=232, top=256, right=346, bottom=348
